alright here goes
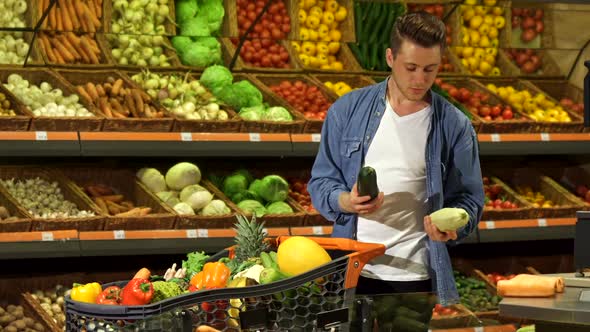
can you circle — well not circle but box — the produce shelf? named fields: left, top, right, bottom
left=478, top=218, right=576, bottom=243
left=78, top=132, right=293, bottom=157
left=0, top=131, right=80, bottom=156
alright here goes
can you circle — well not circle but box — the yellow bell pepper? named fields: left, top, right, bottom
left=71, top=282, right=102, bottom=303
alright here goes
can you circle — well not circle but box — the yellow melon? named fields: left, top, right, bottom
left=277, top=236, right=332, bottom=276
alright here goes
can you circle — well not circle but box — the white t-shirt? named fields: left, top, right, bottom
left=357, top=99, right=432, bottom=281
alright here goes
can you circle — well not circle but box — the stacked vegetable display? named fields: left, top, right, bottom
left=292, top=0, right=348, bottom=70
left=3, top=74, right=94, bottom=118
left=172, top=0, right=225, bottom=68
left=232, top=0, right=292, bottom=69
left=0, top=0, right=30, bottom=65
left=38, top=0, right=105, bottom=65
left=454, top=270, right=501, bottom=312
left=214, top=169, right=294, bottom=217
left=137, top=162, right=231, bottom=216
left=130, top=70, right=229, bottom=121
left=108, top=0, right=175, bottom=67
left=268, top=79, right=332, bottom=120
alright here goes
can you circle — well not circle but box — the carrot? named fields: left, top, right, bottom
left=86, top=185, right=102, bottom=197
left=85, top=83, right=99, bottom=101
left=95, top=84, right=105, bottom=97
left=132, top=89, right=144, bottom=116
left=80, top=36, right=99, bottom=63
left=143, top=105, right=154, bottom=118
left=58, top=0, right=73, bottom=32
left=110, top=99, right=124, bottom=115
left=39, top=0, right=47, bottom=28
left=66, top=0, right=80, bottom=30
left=82, top=4, right=97, bottom=32
left=114, top=207, right=142, bottom=217
left=94, top=0, right=102, bottom=19
left=48, top=1, right=56, bottom=30
left=106, top=200, right=126, bottom=215
left=139, top=207, right=152, bottom=216
left=57, top=34, right=80, bottom=60
left=111, top=109, right=127, bottom=118
left=98, top=98, right=113, bottom=117
left=55, top=7, right=63, bottom=31
left=133, top=267, right=151, bottom=280
left=53, top=47, right=65, bottom=64
left=76, top=85, right=93, bottom=102
left=111, top=79, right=123, bottom=96
left=39, top=35, right=57, bottom=63
left=93, top=197, right=108, bottom=213
left=120, top=201, right=134, bottom=209
left=196, top=326, right=222, bottom=332
left=100, top=194, right=124, bottom=203
left=125, top=93, right=138, bottom=118
left=49, top=37, right=75, bottom=62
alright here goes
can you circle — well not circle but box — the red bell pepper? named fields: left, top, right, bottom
left=96, top=286, right=121, bottom=305
left=120, top=278, right=154, bottom=305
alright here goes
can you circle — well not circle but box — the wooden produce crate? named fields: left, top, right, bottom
left=309, top=73, right=376, bottom=99
left=221, top=37, right=303, bottom=73
left=525, top=79, right=584, bottom=117
left=292, top=42, right=364, bottom=73
left=502, top=48, right=563, bottom=79
left=437, top=77, right=533, bottom=133
left=60, top=167, right=177, bottom=230
left=251, top=73, right=335, bottom=133
left=0, top=0, right=43, bottom=67
left=103, top=0, right=182, bottom=70
left=0, top=67, right=104, bottom=131
left=205, top=167, right=307, bottom=228
left=35, top=0, right=115, bottom=68
left=0, top=183, right=32, bottom=233
left=55, top=69, right=174, bottom=132
left=0, top=166, right=104, bottom=231
left=536, top=165, right=590, bottom=210
left=226, top=73, right=306, bottom=134
left=0, top=84, right=31, bottom=131
left=448, top=0, right=512, bottom=49
left=485, top=167, right=586, bottom=219
left=293, top=0, right=354, bottom=42
left=123, top=69, right=242, bottom=133
left=429, top=304, right=480, bottom=330
left=482, top=176, right=534, bottom=221
left=509, top=4, right=555, bottom=49
left=475, top=77, right=584, bottom=132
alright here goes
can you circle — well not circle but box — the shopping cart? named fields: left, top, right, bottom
left=64, top=236, right=385, bottom=331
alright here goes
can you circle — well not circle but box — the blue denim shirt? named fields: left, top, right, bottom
left=308, top=78, right=484, bottom=305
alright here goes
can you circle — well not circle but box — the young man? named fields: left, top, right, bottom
left=307, top=12, right=484, bottom=305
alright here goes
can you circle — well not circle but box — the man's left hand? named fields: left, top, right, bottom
left=423, top=216, right=458, bottom=242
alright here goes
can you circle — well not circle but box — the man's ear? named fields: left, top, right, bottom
left=385, top=48, right=394, bottom=69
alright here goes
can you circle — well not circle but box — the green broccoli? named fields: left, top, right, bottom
left=151, top=281, right=183, bottom=303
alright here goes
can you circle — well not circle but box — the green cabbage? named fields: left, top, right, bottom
left=237, top=200, right=266, bottom=217
left=175, top=0, right=198, bottom=24
left=231, top=190, right=261, bottom=204
left=198, top=0, right=225, bottom=34
left=171, top=36, right=193, bottom=56
left=259, top=175, right=289, bottom=202
left=217, top=80, right=263, bottom=111
left=181, top=44, right=219, bottom=67
left=137, top=168, right=167, bottom=193
left=180, top=17, right=210, bottom=37
left=165, top=162, right=201, bottom=191
left=200, top=65, right=233, bottom=96
left=239, top=105, right=266, bottom=121
left=263, top=106, right=292, bottom=122
left=222, top=173, right=249, bottom=198
left=200, top=199, right=231, bottom=216
left=266, top=201, right=294, bottom=214
left=248, top=179, right=265, bottom=198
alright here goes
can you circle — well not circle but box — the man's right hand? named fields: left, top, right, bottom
left=338, top=183, right=384, bottom=215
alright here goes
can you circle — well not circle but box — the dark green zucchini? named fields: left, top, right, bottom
left=357, top=166, right=379, bottom=199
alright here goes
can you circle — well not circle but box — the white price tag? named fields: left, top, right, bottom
left=197, top=229, right=209, bottom=238
left=474, top=327, right=484, bottom=332
left=538, top=218, right=548, bottom=227
left=113, top=230, right=126, bottom=240
left=491, top=133, right=501, bottom=142
left=540, top=133, right=550, bottom=141
left=35, top=131, right=48, bottom=141
left=262, top=228, right=269, bottom=236
left=249, top=133, right=261, bottom=142
left=311, top=134, right=321, bottom=142
left=186, top=229, right=198, bottom=238
left=485, top=221, right=496, bottom=229
left=180, top=132, right=192, bottom=141
left=312, top=226, right=324, bottom=235
left=41, top=232, right=54, bottom=241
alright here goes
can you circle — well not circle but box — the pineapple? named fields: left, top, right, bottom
left=233, top=214, right=269, bottom=262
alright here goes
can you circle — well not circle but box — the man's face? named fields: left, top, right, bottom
left=386, top=39, right=441, bottom=101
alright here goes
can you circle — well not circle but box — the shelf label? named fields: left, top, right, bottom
left=311, top=134, right=321, bottom=142
left=538, top=218, right=548, bottom=227
left=485, top=221, right=495, bottom=229
left=41, top=232, right=54, bottom=241
left=249, top=133, right=261, bottom=142
left=35, top=131, right=48, bottom=141
left=186, top=229, right=197, bottom=238
left=312, top=226, right=324, bottom=235
left=180, top=132, right=192, bottom=141
left=474, top=327, right=484, bottom=332
left=262, top=228, right=269, bottom=235
left=113, top=230, right=126, bottom=240
left=490, top=134, right=501, bottom=142
left=197, top=229, right=209, bottom=238
left=540, top=133, right=550, bottom=141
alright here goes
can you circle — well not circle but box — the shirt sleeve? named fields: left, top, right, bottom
left=443, top=118, right=485, bottom=242
left=307, top=105, right=352, bottom=224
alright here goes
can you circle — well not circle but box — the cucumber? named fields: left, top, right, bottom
left=259, top=267, right=287, bottom=284
left=357, top=166, right=379, bottom=199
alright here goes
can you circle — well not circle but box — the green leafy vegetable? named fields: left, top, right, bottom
left=182, top=251, right=209, bottom=278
